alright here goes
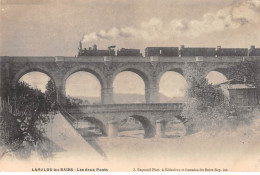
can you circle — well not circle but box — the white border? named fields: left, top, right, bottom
left=0, top=173, right=260, bottom=175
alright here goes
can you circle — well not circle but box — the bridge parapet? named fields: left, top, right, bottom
left=68, top=103, right=185, bottom=114
left=1, top=56, right=260, bottom=63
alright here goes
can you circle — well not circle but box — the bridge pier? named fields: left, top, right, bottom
left=146, top=87, right=159, bottom=103
left=102, top=87, right=114, bottom=104
left=155, top=119, right=166, bottom=138
left=108, top=120, right=119, bottom=137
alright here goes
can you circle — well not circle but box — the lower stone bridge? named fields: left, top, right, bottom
left=63, top=103, right=188, bottom=138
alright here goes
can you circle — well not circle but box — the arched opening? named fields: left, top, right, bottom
left=159, top=71, right=187, bottom=103
left=65, top=71, right=101, bottom=105
left=76, top=117, right=107, bottom=137
left=64, top=71, right=104, bottom=140
left=113, top=71, right=145, bottom=103
left=206, top=71, right=229, bottom=97
left=15, top=71, right=56, bottom=114
left=63, top=113, right=107, bottom=157
left=63, top=107, right=107, bottom=138
left=18, top=71, right=51, bottom=92
left=119, top=115, right=155, bottom=138
left=165, top=118, right=186, bottom=138
left=206, top=71, right=228, bottom=85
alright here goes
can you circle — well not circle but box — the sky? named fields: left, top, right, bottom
left=1, top=0, right=260, bottom=56
left=5, top=0, right=259, bottom=99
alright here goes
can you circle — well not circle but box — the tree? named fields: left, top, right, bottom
left=1, top=81, right=55, bottom=159
left=181, top=60, right=260, bottom=134
left=181, top=63, right=231, bottom=133
left=228, top=60, right=259, bottom=86
left=187, top=77, right=225, bottom=110
left=45, top=80, right=58, bottom=111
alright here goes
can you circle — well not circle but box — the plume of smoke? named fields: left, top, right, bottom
left=81, top=0, right=260, bottom=43
left=82, top=27, right=134, bottom=43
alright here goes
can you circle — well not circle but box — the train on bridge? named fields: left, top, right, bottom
left=78, top=41, right=260, bottom=57
left=78, top=42, right=142, bottom=57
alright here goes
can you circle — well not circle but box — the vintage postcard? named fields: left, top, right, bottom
left=0, top=0, right=260, bottom=174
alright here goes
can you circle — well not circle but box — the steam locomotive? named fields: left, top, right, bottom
left=78, top=42, right=142, bottom=57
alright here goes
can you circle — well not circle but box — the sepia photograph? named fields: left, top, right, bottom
left=0, top=0, right=260, bottom=174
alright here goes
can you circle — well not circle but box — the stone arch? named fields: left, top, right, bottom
left=80, top=117, right=107, bottom=136
left=173, top=115, right=195, bottom=135
left=164, top=115, right=188, bottom=137
left=12, top=65, right=56, bottom=89
left=120, top=115, right=155, bottom=138
left=62, top=65, right=107, bottom=98
left=156, top=65, right=184, bottom=88
left=111, top=65, right=152, bottom=88
left=62, top=107, right=107, bottom=136
left=156, top=66, right=187, bottom=102
left=111, top=65, right=152, bottom=103
left=203, top=64, right=231, bottom=80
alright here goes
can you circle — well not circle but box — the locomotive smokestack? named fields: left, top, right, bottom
left=78, top=40, right=83, bottom=56
left=79, top=40, right=82, bottom=51
left=93, top=44, right=97, bottom=51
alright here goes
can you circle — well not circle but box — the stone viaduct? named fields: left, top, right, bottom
left=64, top=103, right=185, bottom=138
left=1, top=56, right=260, bottom=138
